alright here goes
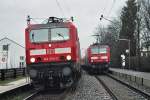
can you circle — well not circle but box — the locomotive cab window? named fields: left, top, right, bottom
left=91, top=47, right=107, bottom=54
left=51, top=28, right=69, bottom=41
left=29, top=28, right=69, bottom=43
left=30, top=29, right=49, bottom=43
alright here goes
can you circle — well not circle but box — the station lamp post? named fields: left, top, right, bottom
left=119, top=39, right=131, bottom=69
left=100, top=14, right=132, bottom=69
left=100, top=15, right=116, bottom=24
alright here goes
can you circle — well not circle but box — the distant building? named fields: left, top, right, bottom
left=0, top=37, right=25, bottom=69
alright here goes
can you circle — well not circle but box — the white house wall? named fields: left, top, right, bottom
left=0, top=38, right=25, bottom=69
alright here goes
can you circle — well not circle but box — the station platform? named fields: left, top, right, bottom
left=109, top=68, right=150, bottom=87
left=0, top=77, right=30, bottom=94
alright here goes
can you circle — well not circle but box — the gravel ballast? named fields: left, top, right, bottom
left=99, top=75, right=147, bottom=100
left=66, top=74, right=112, bottom=100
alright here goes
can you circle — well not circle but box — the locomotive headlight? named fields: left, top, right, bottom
left=66, top=55, right=71, bottom=60
left=30, top=58, right=35, bottom=63
left=29, top=69, right=37, bottom=78
left=62, top=67, right=71, bottom=76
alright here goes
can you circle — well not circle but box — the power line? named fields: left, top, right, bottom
left=55, top=0, right=66, bottom=17
left=107, top=0, right=116, bottom=17
left=100, top=0, right=117, bottom=25
left=102, top=0, right=109, bottom=14
left=62, top=0, right=72, bottom=17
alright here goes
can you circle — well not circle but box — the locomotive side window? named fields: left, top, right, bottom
left=91, top=47, right=107, bottom=54
left=51, top=28, right=69, bottom=41
left=30, top=29, right=49, bottom=42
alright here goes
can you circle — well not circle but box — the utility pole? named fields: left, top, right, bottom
left=137, top=0, right=141, bottom=70
left=100, top=15, right=131, bottom=69
left=100, top=15, right=116, bottom=25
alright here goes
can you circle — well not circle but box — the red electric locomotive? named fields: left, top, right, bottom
left=84, top=43, right=110, bottom=73
left=25, top=16, right=81, bottom=89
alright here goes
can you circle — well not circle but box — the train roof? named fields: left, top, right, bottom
left=26, top=16, right=76, bottom=29
left=90, top=43, right=109, bottom=46
left=27, top=22, right=75, bottom=29
left=88, top=43, right=109, bottom=49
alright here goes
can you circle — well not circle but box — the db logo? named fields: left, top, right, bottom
left=47, top=49, right=54, bottom=54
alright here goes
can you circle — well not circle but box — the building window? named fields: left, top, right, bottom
left=19, top=62, right=24, bottom=68
left=22, top=62, right=24, bottom=66
left=20, top=56, right=24, bottom=60
left=19, top=62, right=22, bottom=67
left=3, top=45, right=8, bottom=51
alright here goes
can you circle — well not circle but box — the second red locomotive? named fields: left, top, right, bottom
left=25, top=16, right=81, bottom=89
left=84, top=43, right=110, bottom=73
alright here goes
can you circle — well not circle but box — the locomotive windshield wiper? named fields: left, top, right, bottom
left=32, top=33, right=35, bottom=42
left=57, top=33, right=65, bottom=40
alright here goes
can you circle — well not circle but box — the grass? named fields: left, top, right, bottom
left=3, top=91, right=33, bottom=100
left=1, top=90, right=34, bottom=100
left=0, top=76, right=26, bottom=85
left=0, top=76, right=33, bottom=100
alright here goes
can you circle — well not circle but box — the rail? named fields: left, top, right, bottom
left=95, top=76, right=118, bottom=100
left=23, top=91, right=39, bottom=100
left=107, top=73, right=150, bottom=99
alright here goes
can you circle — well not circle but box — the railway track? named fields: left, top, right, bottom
left=23, top=91, right=39, bottom=100
left=96, top=74, right=150, bottom=100
left=24, top=73, right=83, bottom=100
left=95, top=76, right=118, bottom=100
left=23, top=87, right=75, bottom=100
left=107, top=74, right=150, bottom=99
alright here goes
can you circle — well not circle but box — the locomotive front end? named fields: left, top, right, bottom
left=25, top=17, right=81, bottom=89
left=86, top=44, right=110, bottom=73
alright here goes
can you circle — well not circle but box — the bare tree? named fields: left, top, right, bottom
left=94, top=24, right=106, bottom=44
left=94, top=17, right=121, bottom=46
left=107, top=18, right=122, bottom=42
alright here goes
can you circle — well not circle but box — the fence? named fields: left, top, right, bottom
left=0, top=68, right=26, bottom=80
left=122, top=56, right=150, bottom=72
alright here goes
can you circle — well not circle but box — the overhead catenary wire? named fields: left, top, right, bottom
left=102, top=0, right=109, bottom=15
left=32, top=18, right=49, bottom=24
left=62, top=0, right=72, bottom=17
left=107, top=0, right=116, bottom=17
left=55, top=0, right=66, bottom=17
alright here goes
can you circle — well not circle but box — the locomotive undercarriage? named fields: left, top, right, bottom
left=88, top=62, right=109, bottom=74
left=27, top=62, right=81, bottom=89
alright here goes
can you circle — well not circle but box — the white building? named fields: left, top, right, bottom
left=0, top=37, right=25, bottom=69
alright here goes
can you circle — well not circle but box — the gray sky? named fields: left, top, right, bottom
left=0, top=0, right=127, bottom=56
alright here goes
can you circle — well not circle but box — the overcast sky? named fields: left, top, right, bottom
left=0, top=0, right=127, bottom=56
